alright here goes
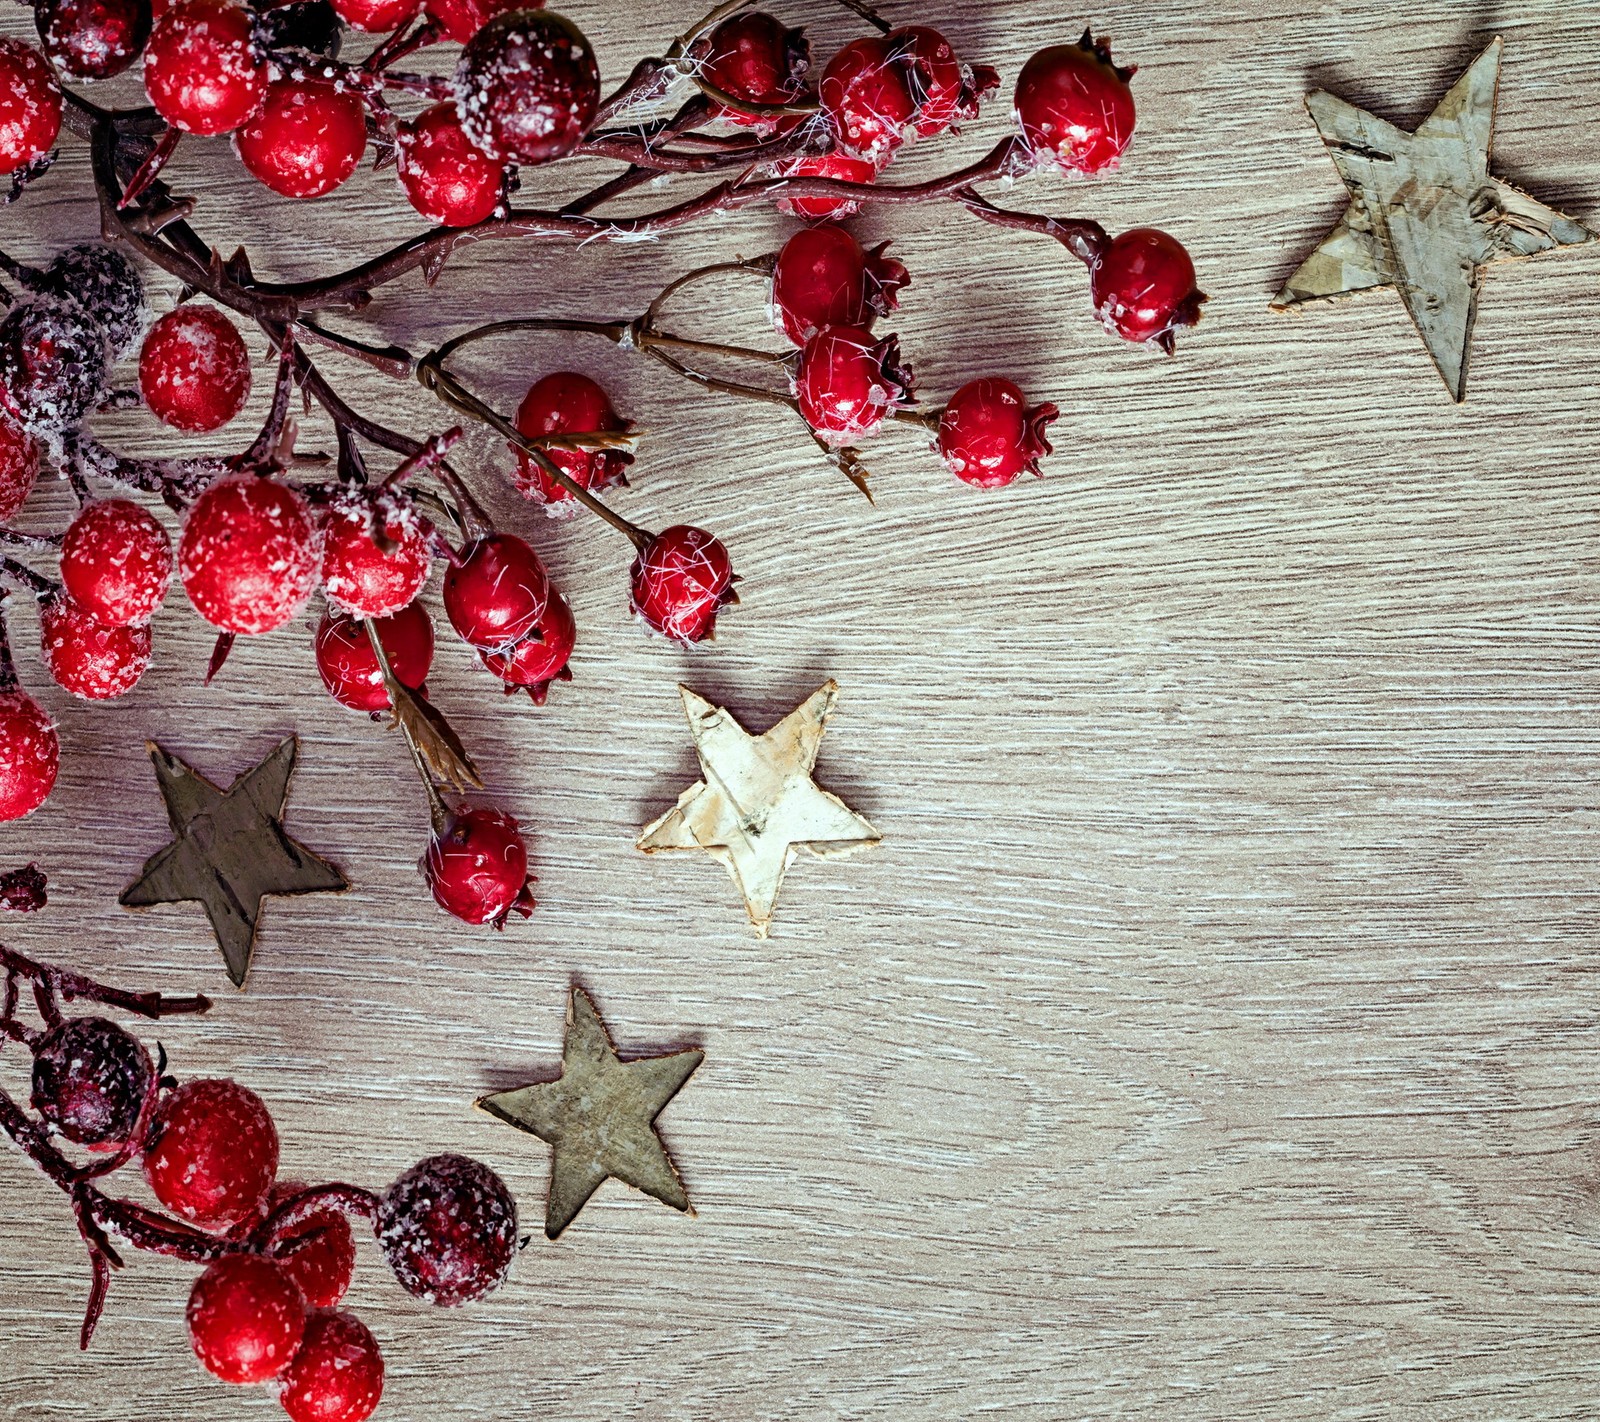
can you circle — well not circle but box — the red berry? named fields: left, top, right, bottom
left=314, top=603, right=433, bottom=714
left=478, top=588, right=573, bottom=703
left=36, top=0, right=152, bottom=80
left=629, top=524, right=735, bottom=645
left=180, top=475, right=320, bottom=635
left=819, top=36, right=914, bottom=162
left=278, top=1310, right=384, bottom=1422
left=773, top=150, right=879, bottom=221
left=793, top=325, right=915, bottom=447
left=1089, top=227, right=1206, bottom=351
left=143, top=1077, right=279, bottom=1227
left=59, top=498, right=174, bottom=627
left=0, top=38, right=62, bottom=175
left=31, top=1016, right=154, bottom=1147
left=331, top=0, right=415, bottom=34
left=891, top=24, right=997, bottom=138
left=770, top=223, right=908, bottom=347
left=0, top=689, right=58, bottom=822
left=376, top=1153, right=518, bottom=1306
left=139, top=304, right=251, bottom=433
left=511, top=371, right=632, bottom=513
left=696, top=12, right=809, bottom=127
left=0, top=409, right=39, bottom=521
left=142, top=0, right=268, bottom=137
left=936, top=378, right=1059, bottom=489
left=0, top=300, right=110, bottom=436
left=267, top=1186, right=357, bottom=1310
left=186, top=1254, right=306, bottom=1385
left=1014, top=33, right=1135, bottom=176
left=454, top=11, right=598, bottom=165
left=320, top=488, right=432, bottom=618
left=40, top=594, right=153, bottom=701
left=422, top=807, right=534, bottom=926
left=422, top=0, right=527, bottom=43
left=442, top=533, right=549, bottom=651
left=234, top=76, right=366, bottom=200
left=394, top=102, right=504, bottom=227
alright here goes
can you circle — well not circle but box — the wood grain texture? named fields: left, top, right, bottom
left=2, top=2, right=1599, bottom=1418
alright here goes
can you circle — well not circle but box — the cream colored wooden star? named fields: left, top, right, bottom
left=1271, top=38, right=1595, bottom=401
left=638, top=681, right=880, bottom=937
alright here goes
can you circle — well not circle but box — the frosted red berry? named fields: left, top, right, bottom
left=0, top=689, right=58, bottom=822
left=454, top=11, right=598, bottom=165
left=278, top=1310, right=384, bottom=1422
left=697, top=12, right=809, bottom=127
left=819, top=36, right=914, bottom=162
left=770, top=223, right=908, bottom=347
left=60, top=498, right=174, bottom=627
left=314, top=603, right=433, bottom=714
left=41, top=594, right=153, bottom=701
left=330, top=0, right=415, bottom=34
left=629, top=524, right=735, bottom=645
left=511, top=371, right=632, bottom=513
left=478, top=588, right=573, bottom=703
left=376, top=1153, right=518, bottom=1306
left=774, top=150, right=879, bottom=221
left=0, top=37, right=62, bottom=175
left=1089, top=227, right=1206, bottom=351
left=0, top=299, right=110, bottom=436
left=140, top=304, right=251, bottom=433
left=320, top=488, right=432, bottom=618
left=892, top=24, right=998, bottom=138
left=395, top=102, right=504, bottom=227
left=936, top=378, right=1059, bottom=489
left=1014, top=33, right=1135, bottom=175
left=186, top=1254, right=306, bottom=1385
left=180, top=475, right=320, bottom=635
left=794, top=325, right=915, bottom=447
left=442, top=533, right=549, bottom=651
left=0, top=410, right=38, bottom=521
left=142, top=0, right=268, bottom=136
left=31, top=1016, right=154, bottom=1147
left=36, top=0, right=152, bottom=80
left=423, top=807, right=534, bottom=927
left=234, top=75, right=366, bottom=200
left=422, top=0, right=528, bottom=45
left=142, top=1077, right=280, bottom=1228
left=267, top=1187, right=357, bottom=1309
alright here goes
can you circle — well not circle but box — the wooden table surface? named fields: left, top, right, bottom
left=3, top=2, right=1599, bottom=1417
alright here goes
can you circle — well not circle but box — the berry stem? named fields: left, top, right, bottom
left=956, top=189, right=1110, bottom=266
left=0, top=601, right=16, bottom=695
left=254, top=1181, right=382, bottom=1245
left=0, top=525, right=63, bottom=550
left=0, top=554, right=58, bottom=597
left=0, top=944, right=213, bottom=1020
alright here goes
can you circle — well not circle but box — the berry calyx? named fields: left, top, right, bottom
left=319, top=487, right=432, bottom=618
left=1014, top=32, right=1136, bottom=175
left=267, top=1186, right=357, bottom=1309
left=511, top=371, right=632, bottom=513
left=40, top=594, right=153, bottom=700
left=774, top=150, right=879, bottom=221
left=629, top=524, right=735, bottom=645
left=793, top=325, right=915, bottom=447
left=0, top=38, right=63, bottom=175
left=819, top=36, right=915, bottom=162
left=376, top=1153, right=518, bottom=1306
left=0, top=299, right=110, bottom=436
left=59, top=498, right=174, bottom=627
left=30, top=1015, right=154, bottom=1147
left=394, top=102, right=505, bottom=228
left=936, top=377, right=1059, bottom=489
left=180, top=475, right=321, bottom=636
left=330, top=0, right=415, bottom=33
left=234, top=75, right=367, bottom=200
left=0, top=689, right=59, bottom=822
left=33, top=243, right=148, bottom=359
left=442, top=533, right=549, bottom=651
left=277, top=1310, right=384, bottom=1422
left=892, top=24, right=998, bottom=138
left=141, top=1076, right=280, bottom=1227
left=770, top=223, right=908, bottom=347
left=142, top=0, right=269, bottom=137
left=139, top=304, right=252, bottom=433
left=696, top=12, right=809, bottom=127
left=422, top=806, right=534, bottom=926
left=454, top=10, right=598, bottom=165
left=314, top=603, right=433, bottom=714
left=186, top=1254, right=306, bottom=1384
left=0, top=410, right=39, bottom=521
left=421, top=0, right=529, bottom=45
left=1089, top=227, right=1206, bottom=351
left=36, top=0, right=152, bottom=80
left=478, top=588, right=573, bottom=703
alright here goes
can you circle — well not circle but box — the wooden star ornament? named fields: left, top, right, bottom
left=476, top=987, right=704, bottom=1239
left=119, top=738, right=348, bottom=989
left=1271, top=38, right=1595, bottom=401
left=638, top=680, right=880, bottom=937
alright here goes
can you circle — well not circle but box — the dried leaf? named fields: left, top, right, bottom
left=365, top=621, right=483, bottom=793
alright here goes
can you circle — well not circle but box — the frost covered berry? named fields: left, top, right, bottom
left=793, top=325, right=915, bottom=447
left=30, top=1015, right=154, bottom=1146
left=186, top=1254, right=306, bottom=1384
left=278, top=1310, right=384, bottom=1422
left=696, top=11, right=809, bottom=127
left=774, top=150, right=879, bottom=221
left=139, top=304, right=251, bottom=432
left=395, top=102, right=504, bottom=228
left=478, top=588, right=573, bottom=704
left=142, top=0, right=268, bottom=136
left=511, top=372, right=632, bottom=513
left=234, top=75, right=366, bottom=199
left=180, top=475, right=320, bottom=635
left=423, top=807, right=534, bottom=926
left=36, top=0, right=152, bottom=80
left=0, top=299, right=110, bottom=436
left=629, top=524, right=735, bottom=645
left=442, top=533, right=549, bottom=651
left=422, top=0, right=527, bottom=44
left=40, top=594, right=153, bottom=700
left=454, top=10, right=598, bottom=165
left=819, top=36, right=914, bottom=163
left=1089, top=227, right=1206, bottom=351
left=314, top=603, right=433, bottom=714
left=770, top=223, right=907, bottom=347
left=376, top=1153, right=518, bottom=1306
left=143, top=1077, right=279, bottom=1227
left=891, top=24, right=998, bottom=138
left=0, top=37, right=63, bottom=174
left=33, top=244, right=147, bottom=359
left=936, top=378, right=1059, bottom=489
left=330, top=0, right=416, bottom=33
left=0, top=410, right=39, bottom=521
left=320, top=487, right=432, bottom=618
left=0, top=689, right=58, bottom=821
left=267, top=1185, right=357, bottom=1309
left=1014, top=33, right=1136, bottom=175
left=60, top=498, right=174, bottom=626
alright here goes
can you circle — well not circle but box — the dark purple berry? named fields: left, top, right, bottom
left=35, top=0, right=152, bottom=81
left=0, top=299, right=111, bottom=435
left=249, top=0, right=342, bottom=57
left=34, top=244, right=147, bottom=359
left=30, top=1016, right=154, bottom=1146
left=376, top=1153, right=517, bottom=1307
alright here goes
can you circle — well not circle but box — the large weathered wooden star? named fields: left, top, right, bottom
left=1271, top=38, right=1594, bottom=401
left=476, top=987, right=704, bottom=1240
left=637, top=681, right=880, bottom=937
left=120, top=739, right=348, bottom=989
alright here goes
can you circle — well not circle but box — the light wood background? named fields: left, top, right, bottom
left=2, top=1, right=1599, bottom=1417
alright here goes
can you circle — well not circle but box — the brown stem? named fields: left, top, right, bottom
left=0, top=945, right=212, bottom=1020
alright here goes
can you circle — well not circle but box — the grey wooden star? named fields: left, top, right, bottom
left=1272, top=38, right=1595, bottom=401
